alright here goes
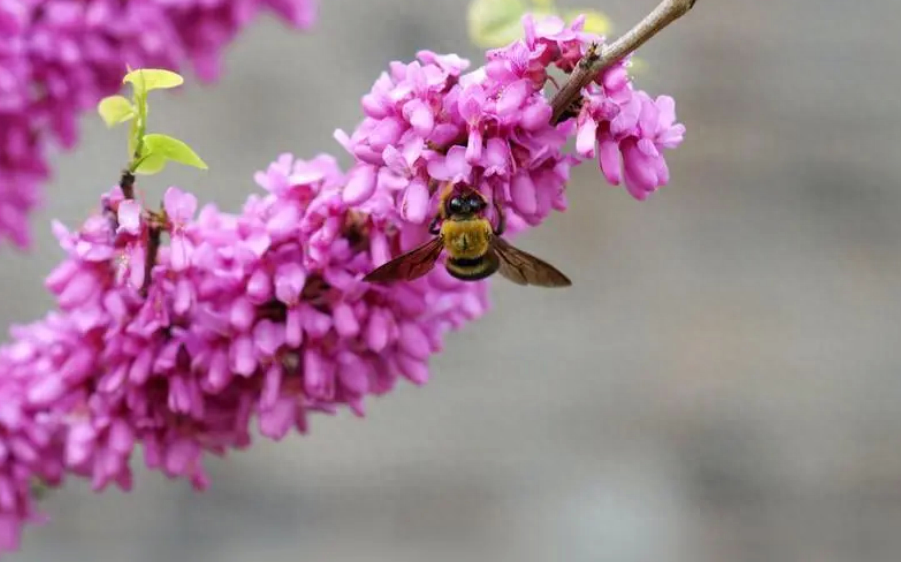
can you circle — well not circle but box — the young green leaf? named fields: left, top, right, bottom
left=97, top=95, right=136, bottom=127
left=467, top=0, right=615, bottom=50
left=563, top=8, right=612, bottom=36
left=143, top=133, right=208, bottom=170
left=123, top=68, right=185, bottom=96
left=628, top=57, right=648, bottom=74
left=132, top=152, right=168, bottom=175
left=467, top=0, right=529, bottom=48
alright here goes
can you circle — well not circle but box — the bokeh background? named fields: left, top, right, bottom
left=6, top=0, right=901, bottom=560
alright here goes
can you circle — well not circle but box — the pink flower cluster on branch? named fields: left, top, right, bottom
left=0, top=13, right=685, bottom=555
left=0, top=0, right=317, bottom=249
left=0, top=157, right=489, bottom=551
left=337, top=15, right=684, bottom=230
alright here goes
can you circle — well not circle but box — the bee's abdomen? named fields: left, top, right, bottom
left=445, top=254, right=500, bottom=281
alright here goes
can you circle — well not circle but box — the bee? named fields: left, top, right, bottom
left=363, top=185, right=571, bottom=287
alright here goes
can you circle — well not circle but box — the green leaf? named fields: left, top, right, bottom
left=142, top=133, right=208, bottom=170
left=467, top=0, right=529, bottom=48
left=123, top=68, right=184, bottom=96
left=564, top=8, right=612, bottom=36
left=628, top=56, right=648, bottom=74
left=467, top=0, right=617, bottom=48
left=132, top=152, right=167, bottom=175
left=97, top=95, right=136, bottom=127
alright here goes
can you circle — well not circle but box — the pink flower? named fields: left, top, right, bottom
left=427, top=146, right=473, bottom=185
left=575, top=65, right=686, bottom=200
left=164, top=187, right=198, bottom=272
left=486, top=13, right=601, bottom=88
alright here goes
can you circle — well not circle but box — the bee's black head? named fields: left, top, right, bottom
left=447, top=192, right=486, bottom=216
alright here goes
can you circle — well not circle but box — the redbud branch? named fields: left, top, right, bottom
left=103, top=169, right=137, bottom=233
left=550, top=0, right=697, bottom=124
left=119, top=169, right=136, bottom=200
left=138, top=208, right=168, bottom=297
left=111, top=171, right=165, bottom=298
left=140, top=220, right=162, bottom=298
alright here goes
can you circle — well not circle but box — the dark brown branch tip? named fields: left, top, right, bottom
left=103, top=202, right=120, bottom=235
left=106, top=168, right=136, bottom=237
left=139, top=225, right=162, bottom=298
left=119, top=169, right=136, bottom=200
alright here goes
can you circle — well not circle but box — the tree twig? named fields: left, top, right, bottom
left=139, top=207, right=167, bottom=298
left=119, top=169, right=136, bottom=200
left=104, top=169, right=137, bottom=234
left=550, top=0, right=697, bottom=124
left=140, top=222, right=161, bottom=298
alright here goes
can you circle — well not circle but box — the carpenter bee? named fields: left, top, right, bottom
left=363, top=185, right=571, bottom=287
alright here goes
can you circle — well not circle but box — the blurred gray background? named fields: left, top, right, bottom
left=6, top=0, right=901, bottom=560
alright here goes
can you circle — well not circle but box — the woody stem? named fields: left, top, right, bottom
left=140, top=221, right=162, bottom=298
left=119, top=169, right=136, bottom=200
left=550, top=0, right=698, bottom=124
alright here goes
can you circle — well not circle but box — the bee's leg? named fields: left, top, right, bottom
left=492, top=190, right=506, bottom=236
left=427, top=214, right=442, bottom=235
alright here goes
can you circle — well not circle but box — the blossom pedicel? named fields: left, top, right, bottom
left=0, top=0, right=317, bottom=249
left=0, top=14, right=685, bottom=555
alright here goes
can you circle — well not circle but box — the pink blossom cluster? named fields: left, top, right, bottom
left=0, top=14, right=685, bottom=555
left=0, top=0, right=317, bottom=249
left=337, top=14, right=684, bottom=234
left=575, top=78, right=685, bottom=200
left=0, top=153, right=489, bottom=552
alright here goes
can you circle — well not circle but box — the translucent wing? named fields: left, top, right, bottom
left=491, top=237, right=572, bottom=288
left=363, top=236, right=445, bottom=283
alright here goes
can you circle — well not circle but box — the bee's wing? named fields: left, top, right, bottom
left=491, top=236, right=572, bottom=288
left=363, top=236, right=445, bottom=283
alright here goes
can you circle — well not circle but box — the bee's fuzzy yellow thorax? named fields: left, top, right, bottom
left=441, top=218, right=492, bottom=260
